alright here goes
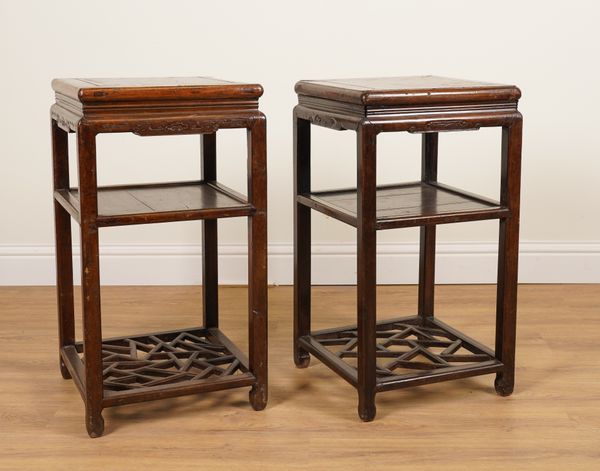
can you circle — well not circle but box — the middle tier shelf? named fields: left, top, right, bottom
left=297, top=181, right=510, bottom=229
left=55, top=180, right=254, bottom=227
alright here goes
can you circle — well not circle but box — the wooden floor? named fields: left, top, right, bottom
left=1, top=285, right=599, bottom=470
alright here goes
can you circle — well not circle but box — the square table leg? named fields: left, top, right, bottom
left=418, top=133, right=438, bottom=322
left=495, top=117, right=522, bottom=396
left=356, top=123, right=377, bottom=421
left=76, top=125, right=104, bottom=437
left=247, top=115, right=268, bottom=410
left=293, top=111, right=312, bottom=368
left=52, top=118, right=75, bottom=380
left=201, top=132, right=219, bottom=329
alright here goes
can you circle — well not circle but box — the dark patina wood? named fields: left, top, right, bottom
left=418, top=133, right=438, bottom=321
left=201, top=133, right=219, bottom=330
left=293, top=75, right=522, bottom=421
left=246, top=115, right=268, bottom=410
left=52, top=119, right=75, bottom=381
left=51, top=77, right=268, bottom=437
left=293, top=111, right=312, bottom=369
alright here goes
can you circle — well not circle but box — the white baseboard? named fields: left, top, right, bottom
left=0, top=242, right=599, bottom=285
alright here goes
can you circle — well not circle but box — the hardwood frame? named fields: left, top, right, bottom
left=293, top=76, right=522, bottom=421
left=51, top=78, right=268, bottom=437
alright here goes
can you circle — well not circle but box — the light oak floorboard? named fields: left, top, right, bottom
left=0, top=285, right=599, bottom=470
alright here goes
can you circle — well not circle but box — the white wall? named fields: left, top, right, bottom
left=1, top=0, right=599, bottom=285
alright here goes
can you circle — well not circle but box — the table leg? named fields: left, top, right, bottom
left=418, top=133, right=438, bottom=323
left=52, top=119, right=75, bottom=379
left=201, top=133, right=219, bottom=328
left=247, top=115, right=268, bottom=411
left=495, top=117, right=522, bottom=396
left=357, top=123, right=377, bottom=421
left=294, top=111, right=312, bottom=368
left=77, top=125, right=104, bottom=437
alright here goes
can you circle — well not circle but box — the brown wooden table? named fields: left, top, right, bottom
left=293, top=76, right=522, bottom=421
left=51, top=77, right=268, bottom=437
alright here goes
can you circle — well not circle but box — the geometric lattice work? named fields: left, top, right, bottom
left=81, top=329, right=248, bottom=392
left=312, top=318, right=495, bottom=380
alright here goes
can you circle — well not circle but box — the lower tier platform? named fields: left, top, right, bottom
left=299, top=316, right=502, bottom=392
left=60, top=327, right=255, bottom=407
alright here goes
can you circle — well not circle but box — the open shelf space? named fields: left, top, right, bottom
left=54, top=180, right=253, bottom=227
left=60, top=326, right=255, bottom=407
left=297, top=181, right=509, bottom=229
left=299, top=315, right=502, bottom=392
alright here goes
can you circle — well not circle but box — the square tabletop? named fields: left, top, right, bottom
left=52, top=76, right=263, bottom=104
left=295, top=75, right=520, bottom=106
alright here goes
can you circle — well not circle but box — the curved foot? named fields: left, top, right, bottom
left=494, top=375, right=514, bottom=397
left=86, top=413, right=104, bottom=438
left=294, top=349, right=310, bottom=368
left=358, top=395, right=376, bottom=422
left=249, top=384, right=267, bottom=411
left=59, top=358, right=72, bottom=379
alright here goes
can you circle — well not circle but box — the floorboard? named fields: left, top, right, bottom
left=0, top=285, right=598, bottom=470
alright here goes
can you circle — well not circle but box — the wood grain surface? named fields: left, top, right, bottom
left=1, top=285, right=598, bottom=469
left=52, top=77, right=263, bottom=104
left=295, top=75, right=520, bottom=106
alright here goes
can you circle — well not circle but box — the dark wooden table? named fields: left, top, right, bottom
left=51, top=77, right=268, bottom=437
left=293, top=76, right=522, bottom=421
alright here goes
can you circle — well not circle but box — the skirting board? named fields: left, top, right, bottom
left=1, top=242, right=599, bottom=286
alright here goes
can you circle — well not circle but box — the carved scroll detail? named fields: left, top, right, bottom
left=310, top=114, right=345, bottom=131
left=51, top=110, right=79, bottom=132
left=95, top=117, right=251, bottom=135
left=408, top=120, right=481, bottom=133
left=132, top=120, right=221, bottom=136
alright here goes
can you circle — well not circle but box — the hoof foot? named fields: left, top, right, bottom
left=294, top=351, right=310, bottom=369
left=59, top=359, right=71, bottom=379
left=358, top=401, right=376, bottom=422
left=495, top=376, right=514, bottom=397
left=86, top=414, right=104, bottom=438
left=249, top=384, right=267, bottom=411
